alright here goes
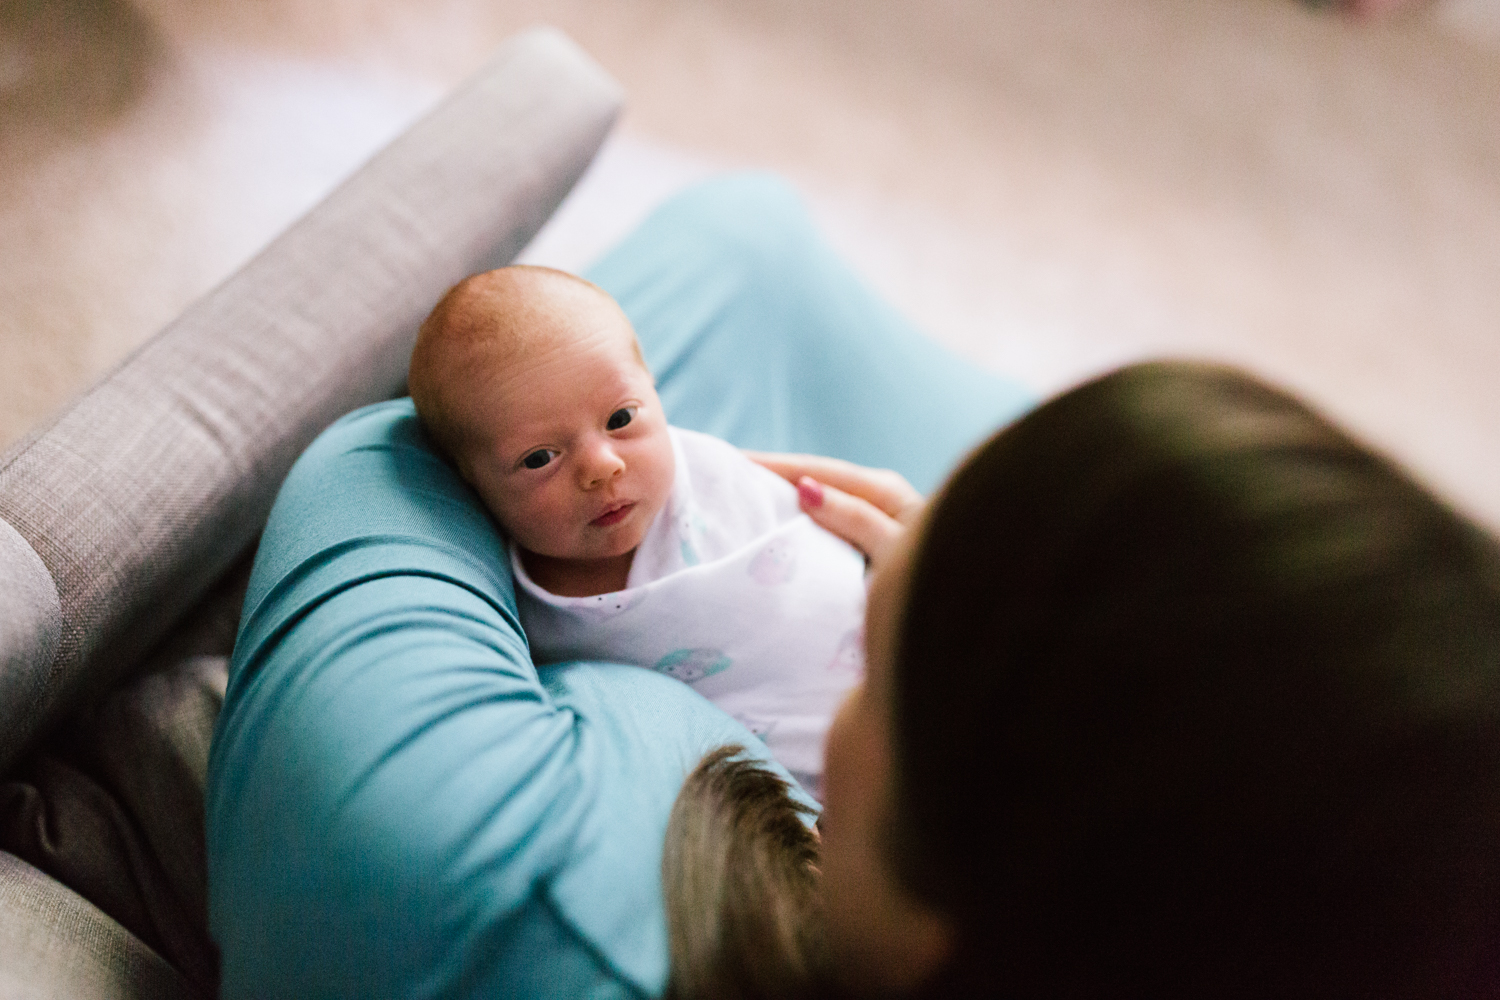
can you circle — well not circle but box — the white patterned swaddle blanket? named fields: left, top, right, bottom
left=512, top=427, right=867, bottom=793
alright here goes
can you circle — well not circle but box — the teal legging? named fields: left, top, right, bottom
left=208, top=172, right=1034, bottom=1000
left=590, top=173, right=1033, bottom=491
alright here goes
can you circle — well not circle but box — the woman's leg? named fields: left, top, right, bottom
left=586, top=173, right=1033, bottom=495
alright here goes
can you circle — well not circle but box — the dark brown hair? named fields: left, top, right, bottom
left=662, top=745, right=830, bottom=1000
left=893, top=361, right=1500, bottom=996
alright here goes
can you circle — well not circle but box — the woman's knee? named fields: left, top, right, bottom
left=657, top=172, right=826, bottom=289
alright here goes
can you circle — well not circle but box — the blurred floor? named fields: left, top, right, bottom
left=3, top=0, right=1498, bottom=528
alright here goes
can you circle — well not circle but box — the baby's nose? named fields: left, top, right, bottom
left=580, top=442, right=626, bottom=487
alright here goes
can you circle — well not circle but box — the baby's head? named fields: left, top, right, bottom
left=409, top=265, right=674, bottom=571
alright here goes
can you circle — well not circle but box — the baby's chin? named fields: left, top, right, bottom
left=591, top=522, right=652, bottom=560
left=528, top=496, right=667, bottom=564
left=554, top=519, right=652, bottom=564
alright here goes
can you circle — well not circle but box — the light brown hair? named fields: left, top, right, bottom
left=662, top=745, right=831, bottom=1000
left=408, top=265, right=646, bottom=461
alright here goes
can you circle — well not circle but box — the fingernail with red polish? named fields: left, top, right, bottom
left=798, top=477, right=825, bottom=509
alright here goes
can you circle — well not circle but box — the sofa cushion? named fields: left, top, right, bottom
left=0, top=849, right=195, bottom=999
left=0, top=553, right=247, bottom=995
left=1, top=651, right=231, bottom=994
left=0, top=27, right=623, bottom=778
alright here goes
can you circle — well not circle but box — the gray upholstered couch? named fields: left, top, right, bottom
left=0, top=28, right=621, bottom=997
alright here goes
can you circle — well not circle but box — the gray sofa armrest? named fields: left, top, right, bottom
left=0, top=27, right=622, bottom=776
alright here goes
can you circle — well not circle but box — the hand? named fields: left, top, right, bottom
left=746, top=451, right=924, bottom=567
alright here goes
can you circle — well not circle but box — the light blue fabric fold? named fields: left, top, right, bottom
left=589, top=173, right=1034, bottom=494
left=207, top=172, right=1035, bottom=1000
left=210, top=402, right=795, bottom=999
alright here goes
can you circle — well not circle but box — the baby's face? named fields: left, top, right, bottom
left=451, top=313, right=674, bottom=568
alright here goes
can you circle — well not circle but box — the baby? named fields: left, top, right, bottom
left=407, top=265, right=865, bottom=791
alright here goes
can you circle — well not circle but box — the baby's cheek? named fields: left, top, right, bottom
left=481, top=488, right=556, bottom=549
left=650, top=433, right=677, bottom=497
left=643, top=465, right=675, bottom=523
left=458, top=462, right=513, bottom=523
left=519, top=500, right=575, bottom=548
left=470, top=485, right=510, bottom=529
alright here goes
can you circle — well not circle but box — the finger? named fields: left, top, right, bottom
left=796, top=476, right=906, bottom=566
left=744, top=451, right=824, bottom=487
left=744, top=450, right=819, bottom=480
left=747, top=451, right=923, bottom=521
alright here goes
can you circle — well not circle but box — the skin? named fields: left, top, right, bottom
left=752, top=453, right=954, bottom=994
left=412, top=268, right=675, bottom=597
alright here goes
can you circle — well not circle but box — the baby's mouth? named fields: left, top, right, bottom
left=591, top=501, right=635, bottom=527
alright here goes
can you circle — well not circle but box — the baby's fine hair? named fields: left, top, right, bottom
left=408, top=265, right=645, bottom=460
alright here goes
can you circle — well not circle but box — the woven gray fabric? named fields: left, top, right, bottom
left=0, top=849, right=195, bottom=999
left=0, top=518, right=61, bottom=770
left=0, top=564, right=248, bottom=994
left=0, top=27, right=622, bottom=776
left=0, top=654, right=229, bottom=994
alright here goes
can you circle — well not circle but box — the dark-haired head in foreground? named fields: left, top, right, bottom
left=876, top=361, right=1500, bottom=996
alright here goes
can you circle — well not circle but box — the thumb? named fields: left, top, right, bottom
left=796, top=476, right=906, bottom=566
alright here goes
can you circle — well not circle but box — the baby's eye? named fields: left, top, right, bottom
left=521, top=449, right=556, bottom=470
left=606, top=407, right=636, bottom=431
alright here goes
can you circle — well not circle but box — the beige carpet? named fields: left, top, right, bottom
left=4, top=0, right=1498, bottom=528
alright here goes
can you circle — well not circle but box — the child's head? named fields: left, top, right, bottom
left=663, top=746, right=829, bottom=1000
left=409, top=266, right=674, bottom=568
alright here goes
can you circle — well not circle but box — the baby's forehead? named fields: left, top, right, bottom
left=448, top=311, right=644, bottom=404
left=476, top=273, right=593, bottom=317
left=489, top=331, right=641, bottom=390
left=453, top=273, right=631, bottom=353
left=449, top=342, right=645, bottom=459
left=426, top=267, right=647, bottom=407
